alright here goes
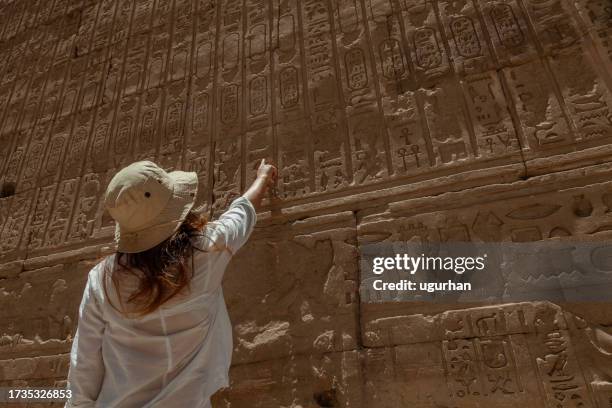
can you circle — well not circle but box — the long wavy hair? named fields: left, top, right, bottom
left=102, top=210, right=209, bottom=316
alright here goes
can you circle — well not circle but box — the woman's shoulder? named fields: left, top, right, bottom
left=190, top=223, right=226, bottom=251
left=87, top=255, right=117, bottom=289
left=94, top=254, right=116, bottom=272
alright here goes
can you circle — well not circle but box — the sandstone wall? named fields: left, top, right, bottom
left=0, top=0, right=611, bottom=406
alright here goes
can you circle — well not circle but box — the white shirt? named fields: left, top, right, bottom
left=65, top=196, right=257, bottom=408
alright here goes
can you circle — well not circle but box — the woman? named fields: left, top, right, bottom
left=65, top=159, right=277, bottom=407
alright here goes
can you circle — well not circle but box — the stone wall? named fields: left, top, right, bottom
left=0, top=0, right=611, bottom=406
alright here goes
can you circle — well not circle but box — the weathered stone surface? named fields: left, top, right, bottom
left=0, top=0, right=611, bottom=406
left=224, top=212, right=360, bottom=365
left=212, top=351, right=363, bottom=407
left=359, top=162, right=612, bottom=326
left=362, top=302, right=612, bottom=407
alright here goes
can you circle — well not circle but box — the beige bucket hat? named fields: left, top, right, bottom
left=104, top=161, right=198, bottom=253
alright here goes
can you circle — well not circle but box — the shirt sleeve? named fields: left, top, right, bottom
left=65, top=265, right=106, bottom=407
left=211, top=195, right=257, bottom=255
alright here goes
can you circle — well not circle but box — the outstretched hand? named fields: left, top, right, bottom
left=243, top=159, right=278, bottom=210
left=257, top=158, right=277, bottom=186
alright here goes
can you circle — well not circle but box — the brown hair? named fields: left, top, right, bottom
left=103, top=211, right=209, bottom=316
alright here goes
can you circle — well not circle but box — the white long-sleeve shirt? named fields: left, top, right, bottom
left=65, top=196, right=257, bottom=408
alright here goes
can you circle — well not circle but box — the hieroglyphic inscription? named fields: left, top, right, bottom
left=169, top=0, right=194, bottom=83
left=159, top=80, right=188, bottom=168
left=532, top=307, right=593, bottom=407
left=87, top=104, right=114, bottom=173
left=334, top=0, right=389, bottom=184
left=504, top=60, right=574, bottom=150
left=67, top=173, right=102, bottom=243
left=399, top=0, right=451, bottom=84
left=478, top=0, right=536, bottom=66
left=213, top=0, right=243, bottom=211
left=0, top=0, right=609, bottom=260
left=24, top=184, right=57, bottom=251
left=463, top=72, right=521, bottom=156
left=244, top=0, right=274, bottom=189
left=184, top=0, right=219, bottom=205
left=110, top=95, right=140, bottom=169
left=548, top=47, right=612, bottom=141
left=18, top=122, right=52, bottom=192
left=274, top=0, right=313, bottom=198
left=302, top=0, right=351, bottom=191
left=43, top=178, right=78, bottom=249
left=135, top=88, right=161, bottom=162
left=438, top=0, right=493, bottom=76
left=0, top=190, right=34, bottom=255
left=39, top=115, right=72, bottom=187
left=443, top=337, right=523, bottom=399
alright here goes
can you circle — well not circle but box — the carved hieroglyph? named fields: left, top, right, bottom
left=0, top=0, right=611, bottom=406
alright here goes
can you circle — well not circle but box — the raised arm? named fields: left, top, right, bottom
left=242, top=159, right=277, bottom=211
left=196, top=160, right=276, bottom=291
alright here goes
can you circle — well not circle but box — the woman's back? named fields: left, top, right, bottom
left=66, top=197, right=257, bottom=408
